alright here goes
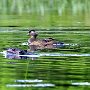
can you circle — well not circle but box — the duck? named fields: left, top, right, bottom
left=27, top=30, right=62, bottom=51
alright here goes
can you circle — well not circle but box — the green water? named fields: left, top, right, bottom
left=0, top=28, right=90, bottom=90
left=0, top=0, right=90, bottom=90
left=0, top=0, right=90, bottom=27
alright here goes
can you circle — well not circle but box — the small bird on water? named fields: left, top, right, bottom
left=27, top=30, right=58, bottom=51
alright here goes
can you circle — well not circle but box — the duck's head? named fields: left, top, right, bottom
left=27, top=30, right=38, bottom=38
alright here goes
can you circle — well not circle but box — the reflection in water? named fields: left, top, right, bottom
left=0, top=0, right=89, bottom=26
left=15, top=79, right=43, bottom=83
left=72, top=82, right=90, bottom=86
left=7, top=83, right=55, bottom=87
left=6, top=79, right=55, bottom=87
left=7, top=79, right=55, bottom=87
left=0, top=0, right=88, bottom=16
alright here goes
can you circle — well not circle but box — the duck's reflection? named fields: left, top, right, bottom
left=5, top=48, right=36, bottom=60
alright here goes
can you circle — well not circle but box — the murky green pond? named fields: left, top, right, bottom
left=0, top=27, right=90, bottom=90
left=0, top=0, right=90, bottom=27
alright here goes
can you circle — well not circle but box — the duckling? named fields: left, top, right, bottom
left=27, top=30, right=57, bottom=51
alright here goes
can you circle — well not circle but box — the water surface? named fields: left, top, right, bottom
left=0, top=28, right=90, bottom=90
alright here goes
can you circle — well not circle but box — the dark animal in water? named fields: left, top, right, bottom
left=5, top=48, right=32, bottom=59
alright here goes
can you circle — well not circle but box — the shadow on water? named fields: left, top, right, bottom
left=0, top=28, right=90, bottom=90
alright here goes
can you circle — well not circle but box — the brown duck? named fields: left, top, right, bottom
left=27, top=30, right=57, bottom=51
